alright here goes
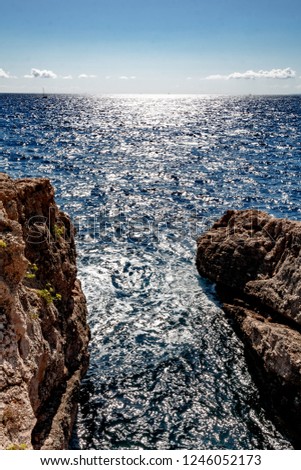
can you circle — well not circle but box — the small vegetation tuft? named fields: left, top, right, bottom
left=36, top=284, right=62, bottom=304
left=53, top=224, right=65, bottom=238
left=25, top=273, right=36, bottom=279
left=6, top=443, right=27, bottom=450
left=25, top=262, right=39, bottom=280
left=36, top=289, right=53, bottom=304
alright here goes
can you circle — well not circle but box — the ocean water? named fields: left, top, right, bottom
left=1, top=93, right=301, bottom=449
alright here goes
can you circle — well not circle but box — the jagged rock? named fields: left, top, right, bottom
left=196, top=209, right=301, bottom=448
left=0, top=173, right=90, bottom=450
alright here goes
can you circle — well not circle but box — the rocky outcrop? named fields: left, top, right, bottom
left=196, top=209, right=301, bottom=448
left=0, top=173, right=90, bottom=450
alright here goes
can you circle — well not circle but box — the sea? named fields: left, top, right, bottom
left=1, top=93, right=301, bottom=449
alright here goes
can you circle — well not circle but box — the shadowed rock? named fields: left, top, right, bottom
left=0, top=173, right=90, bottom=450
left=196, top=209, right=301, bottom=448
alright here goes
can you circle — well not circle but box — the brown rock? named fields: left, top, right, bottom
left=196, top=209, right=301, bottom=448
left=0, top=173, right=90, bottom=450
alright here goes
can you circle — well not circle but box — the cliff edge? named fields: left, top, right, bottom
left=0, top=173, right=90, bottom=450
left=196, top=209, right=301, bottom=448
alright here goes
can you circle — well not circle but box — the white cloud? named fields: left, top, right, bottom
left=78, top=73, right=97, bottom=79
left=25, top=68, right=57, bottom=79
left=0, top=68, right=10, bottom=78
left=205, top=74, right=227, bottom=80
left=119, top=75, right=136, bottom=80
left=62, top=75, right=73, bottom=80
left=206, top=67, right=296, bottom=80
left=0, top=68, right=16, bottom=78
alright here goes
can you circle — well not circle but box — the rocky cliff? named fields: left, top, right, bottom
left=0, top=173, right=90, bottom=450
left=196, top=209, right=301, bottom=448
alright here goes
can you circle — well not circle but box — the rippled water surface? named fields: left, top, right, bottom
left=1, top=94, right=301, bottom=449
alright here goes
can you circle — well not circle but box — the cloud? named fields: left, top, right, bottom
left=119, top=75, right=136, bottom=80
left=206, top=67, right=296, bottom=80
left=0, top=68, right=16, bottom=78
left=62, top=75, right=73, bottom=80
left=78, top=73, right=97, bottom=79
left=25, top=68, right=57, bottom=79
left=205, top=74, right=227, bottom=80
left=0, top=68, right=10, bottom=78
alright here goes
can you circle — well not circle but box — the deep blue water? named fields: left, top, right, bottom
left=1, top=93, right=301, bottom=449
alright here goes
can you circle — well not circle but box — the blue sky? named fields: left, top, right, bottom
left=1, top=0, right=301, bottom=94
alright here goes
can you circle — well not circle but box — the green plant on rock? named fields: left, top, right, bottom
left=0, top=239, right=7, bottom=248
left=25, top=262, right=39, bottom=280
left=25, top=272, right=36, bottom=279
left=46, top=282, right=54, bottom=292
left=6, top=443, right=27, bottom=450
left=53, top=224, right=65, bottom=238
left=36, top=285, right=62, bottom=304
left=36, top=288, right=53, bottom=304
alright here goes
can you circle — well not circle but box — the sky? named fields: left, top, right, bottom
left=1, top=0, right=301, bottom=94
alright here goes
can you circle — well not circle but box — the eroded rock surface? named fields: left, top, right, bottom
left=196, top=209, right=301, bottom=447
left=0, top=173, right=89, bottom=450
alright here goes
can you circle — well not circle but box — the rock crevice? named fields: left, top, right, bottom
left=0, top=173, right=89, bottom=450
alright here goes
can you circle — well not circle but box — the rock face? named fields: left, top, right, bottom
left=196, top=209, right=301, bottom=448
left=0, top=173, right=90, bottom=450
